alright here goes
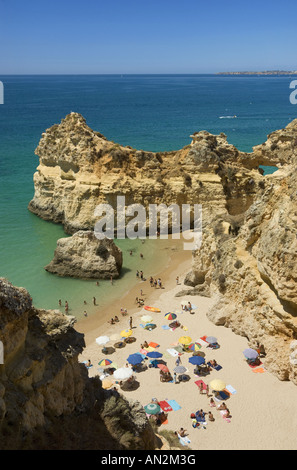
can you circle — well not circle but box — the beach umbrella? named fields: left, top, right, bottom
left=121, top=329, right=132, bottom=338
left=209, top=379, right=226, bottom=391
left=206, top=336, right=217, bottom=344
left=178, top=336, right=192, bottom=345
left=124, top=336, right=136, bottom=344
left=141, top=315, right=153, bottom=323
left=114, top=341, right=126, bottom=349
left=188, top=342, right=202, bottom=351
left=98, top=359, right=113, bottom=367
left=144, top=403, right=161, bottom=415
left=113, top=367, right=133, bottom=380
left=165, top=312, right=177, bottom=320
left=147, top=351, right=163, bottom=359
left=101, top=378, right=113, bottom=389
left=243, top=348, right=259, bottom=360
left=127, top=353, right=144, bottom=365
left=174, top=365, right=187, bottom=374
left=157, top=364, right=170, bottom=373
left=95, top=335, right=110, bottom=346
left=189, top=356, right=205, bottom=365
left=144, top=323, right=156, bottom=330
left=110, top=333, right=122, bottom=342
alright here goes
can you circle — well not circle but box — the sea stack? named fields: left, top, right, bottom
left=45, top=231, right=123, bottom=279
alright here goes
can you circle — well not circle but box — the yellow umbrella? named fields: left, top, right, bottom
left=102, top=378, right=113, bottom=389
left=209, top=379, right=226, bottom=391
left=121, top=329, right=132, bottom=338
left=178, top=336, right=192, bottom=345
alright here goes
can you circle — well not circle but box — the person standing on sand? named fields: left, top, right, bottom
left=129, top=316, right=133, bottom=329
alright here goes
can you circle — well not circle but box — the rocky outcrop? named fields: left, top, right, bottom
left=0, top=278, right=156, bottom=449
left=45, top=231, right=123, bottom=279
left=183, top=159, right=297, bottom=384
left=28, top=112, right=289, bottom=234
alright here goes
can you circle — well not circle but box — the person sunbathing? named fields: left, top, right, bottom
left=208, top=411, right=215, bottom=421
left=217, top=402, right=227, bottom=410
left=209, top=359, right=217, bottom=367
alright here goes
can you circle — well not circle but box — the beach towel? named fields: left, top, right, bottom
left=149, top=342, right=160, bottom=348
left=139, top=348, right=148, bottom=355
left=218, top=390, right=230, bottom=400
left=207, top=362, right=222, bottom=371
left=162, top=325, right=170, bottom=330
left=177, top=433, right=191, bottom=446
left=226, top=385, right=237, bottom=395
left=159, top=401, right=173, bottom=412
left=252, top=367, right=266, bottom=373
left=198, top=338, right=209, bottom=346
left=167, top=399, right=181, bottom=411
left=167, top=348, right=179, bottom=357
left=195, top=380, right=207, bottom=390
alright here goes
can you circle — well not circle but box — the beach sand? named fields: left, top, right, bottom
left=78, top=243, right=297, bottom=451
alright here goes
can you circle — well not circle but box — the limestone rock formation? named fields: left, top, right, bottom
left=28, top=112, right=284, bottom=234
left=183, top=157, right=297, bottom=384
left=44, top=231, right=123, bottom=279
left=0, top=278, right=156, bottom=449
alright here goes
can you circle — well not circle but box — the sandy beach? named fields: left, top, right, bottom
left=78, top=247, right=297, bottom=451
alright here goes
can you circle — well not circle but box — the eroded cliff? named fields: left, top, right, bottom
left=28, top=112, right=282, bottom=233
left=0, top=278, right=157, bottom=449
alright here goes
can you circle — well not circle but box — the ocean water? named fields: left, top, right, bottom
left=0, top=74, right=296, bottom=318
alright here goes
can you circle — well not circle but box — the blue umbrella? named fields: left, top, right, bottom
left=243, top=348, right=258, bottom=360
left=127, top=353, right=144, bottom=365
left=189, top=356, right=205, bottom=365
left=147, top=351, right=163, bottom=359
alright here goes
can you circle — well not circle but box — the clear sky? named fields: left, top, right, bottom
left=1, top=0, right=297, bottom=74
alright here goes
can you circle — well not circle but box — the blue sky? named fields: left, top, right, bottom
left=0, top=0, right=297, bottom=74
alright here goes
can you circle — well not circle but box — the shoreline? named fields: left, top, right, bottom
left=79, top=245, right=297, bottom=451
left=76, top=237, right=192, bottom=346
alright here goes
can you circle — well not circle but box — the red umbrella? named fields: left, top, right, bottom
left=157, top=364, right=169, bottom=373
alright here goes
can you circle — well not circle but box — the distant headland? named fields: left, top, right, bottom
left=217, top=70, right=297, bottom=76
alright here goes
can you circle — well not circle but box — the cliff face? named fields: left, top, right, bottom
left=28, top=112, right=284, bottom=233
left=0, top=278, right=156, bottom=450
left=184, top=156, right=297, bottom=383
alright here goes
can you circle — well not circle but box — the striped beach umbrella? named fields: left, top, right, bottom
left=98, top=359, right=113, bottom=367
left=188, top=342, right=202, bottom=351
left=165, top=312, right=177, bottom=320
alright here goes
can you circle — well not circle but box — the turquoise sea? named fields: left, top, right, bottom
left=0, top=74, right=296, bottom=318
